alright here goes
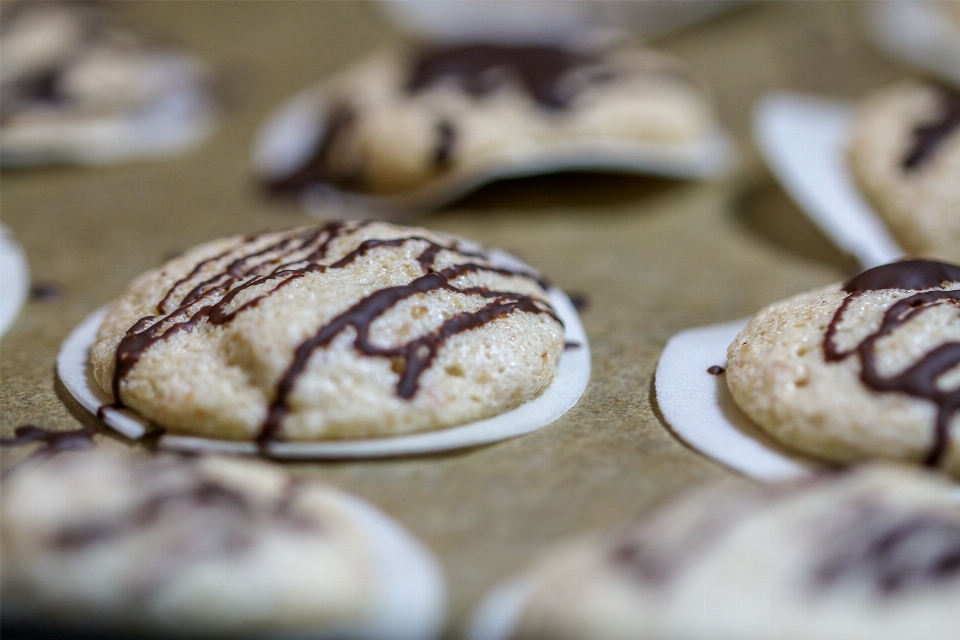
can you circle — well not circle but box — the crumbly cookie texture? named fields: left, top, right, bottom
left=509, top=465, right=960, bottom=640
left=725, top=261, right=960, bottom=476
left=91, top=221, right=564, bottom=442
left=1, top=449, right=371, bottom=634
left=847, top=81, right=960, bottom=261
left=266, top=44, right=716, bottom=196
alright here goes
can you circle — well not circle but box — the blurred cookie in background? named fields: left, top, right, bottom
left=1, top=448, right=445, bottom=639
left=0, top=0, right=218, bottom=167
left=253, top=43, right=735, bottom=216
left=847, top=81, right=960, bottom=262
left=469, top=464, right=960, bottom=640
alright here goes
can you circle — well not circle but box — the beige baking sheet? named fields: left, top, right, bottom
left=0, top=2, right=906, bottom=636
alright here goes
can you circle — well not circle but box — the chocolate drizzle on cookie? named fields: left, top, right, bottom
left=265, top=105, right=363, bottom=195
left=813, top=502, right=960, bottom=596
left=45, top=458, right=318, bottom=591
left=107, top=222, right=559, bottom=445
left=903, top=86, right=960, bottom=171
left=406, top=44, right=608, bottom=110
left=823, top=259, right=960, bottom=466
left=433, top=118, right=456, bottom=168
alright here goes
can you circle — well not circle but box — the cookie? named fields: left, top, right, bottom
left=725, top=259, right=960, bottom=476
left=0, top=0, right=217, bottom=166
left=472, top=465, right=960, bottom=640
left=847, top=81, right=960, bottom=261
left=1, top=448, right=445, bottom=638
left=254, top=43, right=729, bottom=211
left=87, top=221, right=566, bottom=445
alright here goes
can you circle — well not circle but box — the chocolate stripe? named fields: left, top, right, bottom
left=823, top=260, right=960, bottom=466
left=903, top=86, right=960, bottom=172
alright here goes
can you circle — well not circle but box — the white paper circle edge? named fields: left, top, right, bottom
left=654, top=318, right=812, bottom=482
left=0, top=53, right=218, bottom=167
left=252, top=84, right=737, bottom=216
left=0, top=225, right=30, bottom=337
left=57, top=288, right=589, bottom=457
left=377, top=0, right=747, bottom=46
left=464, top=577, right=536, bottom=640
left=323, top=490, right=446, bottom=640
left=864, top=1, right=960, bottom=89
left=753, top=92, right=905, bottom=269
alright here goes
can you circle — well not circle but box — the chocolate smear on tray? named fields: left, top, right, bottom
left=1, top=425, right=97, bottom=455
left=406, top=44, right=606, bottom=110
left=903, top=86, right=960, bottom=171
left=823, top=259, right=960, bottom=466
left=107, top=222, right=559, bottom=446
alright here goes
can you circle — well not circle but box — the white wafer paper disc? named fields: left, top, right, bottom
left=864, top=1, right=960, bottom=90
left=0, top=53, right=218, bottom=167
left=0, top=225, right=30, bottom=337
left=465, top=577, right=536, bottom=640
left=57, top=287, right=589, bottom=458
left=376, top=0, right=745, bottom=47
left=252, top=86, right=737, bottom=217
left=324, top=490, right=446, bottom=640
left=654, top=318, right=814, bottom=482
left=753, top=93, right=905, bottom=269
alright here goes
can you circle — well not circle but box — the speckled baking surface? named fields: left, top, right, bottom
left=0, top=2, right=912, bottom=636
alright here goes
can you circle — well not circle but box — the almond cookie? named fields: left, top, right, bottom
left=1, top=449, right=444, bottom=638
left=847, top=81, right=960, bottom=261
left=0, top=0, right=217, bottom=166
left=255, top=43, right=727, bottom=209
left=472, top=465, right=960, bottom=640
left=726, top=259, right=960, bottom=476
left=89, top=221, right=565, bottom=444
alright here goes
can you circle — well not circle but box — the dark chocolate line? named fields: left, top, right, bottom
left=0, top=424, right=97, bottom=453
left=265, top=105, right=360, bottom=195
left=813, top=504, right=960, bottom=596
left=903, top=86, right=960, bottom=171
left=823, top=260, right=960, bottom=466
left=433, top=119, right=456, bottom=168
left=405, top=44, right=598, bottom=110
